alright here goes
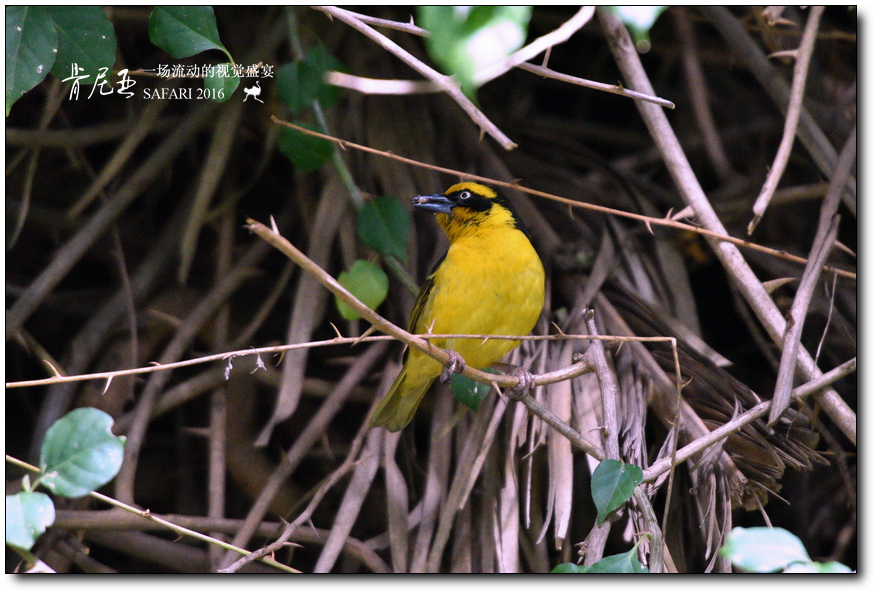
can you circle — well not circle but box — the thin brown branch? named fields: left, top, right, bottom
left=768, top=214, right=839, bottom=424
left=473, top=7, right=595, bottom=86
left=5, top=118, right=182, bottom=148
left=674, top=10, right=733, bottom=178
left=324, top=71, right=441, bottom=94
left=54, top=509, right=391, bottom=573
left=749, top=6, right=824, bottom=234
left=580, top=312, right=619, bottom=566
left=517, top=62, right=675, bottom=109
left=5, top=333, right=666, bottom=390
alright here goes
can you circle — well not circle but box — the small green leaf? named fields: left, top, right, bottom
left=275, top=44, right=344, bottom=116
left=336, top=260, right=389, bottom=321
left=5, top=6, right=57, bottom=116
left=418, top=6, right=531, bottom=96
left=586, top=548, right=649, bottom=573
left=149, top=6, right=230, bottom=61
left=44, top=6, right=116, bottom=83
left=39, top=407, right=125, bottom=498
left=591, top=459, right=643, bottom=525
left=5, top=491, right=56, bottom=551
left=450, top=371, right=493, bottom=410
left=551, top=562, right=588, bottom=573
left=277, top=124, right=332, bottom=172
left=720, top=527, right=811, bottom=573
left=357, top=195, right=411, bottom=262
left=203, top=62, right=239, bottom=102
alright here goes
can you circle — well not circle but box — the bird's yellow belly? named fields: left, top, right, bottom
left=412, top=229, right=544, bottom=372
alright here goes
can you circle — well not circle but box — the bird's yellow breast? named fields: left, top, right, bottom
left=407, top=220, right=545, bottom=380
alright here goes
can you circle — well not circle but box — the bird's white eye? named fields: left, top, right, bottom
left=458, top=191, right=471, bottom=201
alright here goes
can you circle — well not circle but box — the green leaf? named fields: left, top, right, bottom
left=275, top=44, right=344, bottom=116
left=551, top=562, right=588, bottom=573
left=148, top=6, right=230, bottom=61
left=39, top=407, right=126, bottom=498
left=44, top=6, right=116, bottom=83
left=357, top=195, right=411, bottom=262
left=203, top=62, right=239, bottom=102
left=721, top=527, right=811, bottom=573
left=586, top=548, right=649, bottom=573
left=5, top=491, right=56, bottom=551
left=591, top=459, right=643, bottom=525
left=812, top=561, right=853, bottom=573
left=783, top=561, right=853, bottom=574
left=336, top=260, right=389, bottom=321
left=450, top=371, right=492, bottom=410
left=277, top=124, right=333, bottom=172
left=5, top=6, right=57, bottom=116
left=418, top=6, right=531, bottom=96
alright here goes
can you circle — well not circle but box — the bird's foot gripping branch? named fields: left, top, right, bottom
left=492, top=362, right=536, bottom=400
left=439, top=349, right=467, bottom=384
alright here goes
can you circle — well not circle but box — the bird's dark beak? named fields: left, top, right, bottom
left=412, top=194, right=455, bottom=217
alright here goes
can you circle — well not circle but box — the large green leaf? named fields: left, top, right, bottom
left=418, top=6, right=531, bottom=96
left=590, top=459, right=643, bottom=525
left=277, top=124, right=332, bottom=172
left=336, top=259, right=389, bottom=321
left=5, top=491, right=56, bottom=551
left=721, top=527, right=811, bottom=573
left=203, top=62, right=239, bottom=103
left=149, top=6, right=230, bottom=61
left=357, top=195, right=411, bottom=262
left=275, top=44, right=344, bottom=116
left=44, top=6, right=116, bottom=83
left=5, top=6, right=57, bottom=116
left=39, top=407, right=126, bottom=498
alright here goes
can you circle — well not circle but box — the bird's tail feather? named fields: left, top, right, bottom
left=370, top=365, right=434, bottom=432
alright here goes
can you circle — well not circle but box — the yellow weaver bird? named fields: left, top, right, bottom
left=371, top=182, right=545, bottom=431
